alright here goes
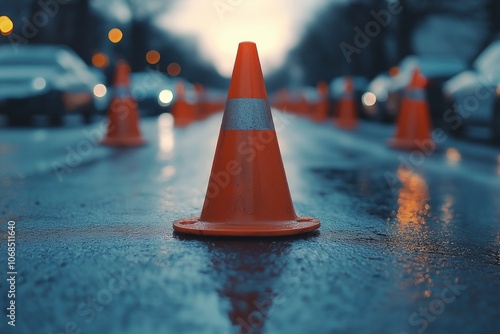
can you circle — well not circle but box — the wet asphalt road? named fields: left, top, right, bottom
left=0, top=112, right=500, bottom=334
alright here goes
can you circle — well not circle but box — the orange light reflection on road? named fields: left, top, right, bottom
left=445, top=148, right=461, bottom=165
left=393, top=167, right=432, bottom=290
left=396, top=168, right=430, bottom=227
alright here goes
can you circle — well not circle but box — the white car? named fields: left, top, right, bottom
left=0, top=44, right=107, bottom=125
left=443, top=40, right=500, bottom=141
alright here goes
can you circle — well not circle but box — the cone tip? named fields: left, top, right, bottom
left=345, top=76, right=354, bottom=93
left=227, top=41, right=268, bottom=99
left=409, top=67, right=426, bottom=89
left=239, top=41, right=256, bottom=46
left=114, top=59, right=131, bottom=86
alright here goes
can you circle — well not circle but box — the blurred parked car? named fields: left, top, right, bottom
left=363, top=56, right=467, bottom=123
left=131, top=71, right=177, bottom=116
left=443, top=40, right=500, bottom=142
left=0, top=45, right=107, bottom=126
left=329, top=76, right=368, bottom=118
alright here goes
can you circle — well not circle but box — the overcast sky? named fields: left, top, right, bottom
left=156, top=0, right=331, bottom=77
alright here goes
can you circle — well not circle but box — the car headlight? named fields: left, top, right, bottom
left=362, top=92, right=377, bottom=107
left=93, top=84, right=107, bottom=98
left=32, top=77, right=47, bottom=91
left=158, top=89, right=174, bottom=106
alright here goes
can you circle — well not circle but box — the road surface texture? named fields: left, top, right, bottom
left=1, top=112, right=500, bottom=334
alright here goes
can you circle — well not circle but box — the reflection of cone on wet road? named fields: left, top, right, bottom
left=173, top=41, right=320, bottom=237
left=334, top=76, right=358, bottom=130
left=172, top=81, right=195, bottom=127
left=388, top=68, right=433, bottom=151
left=205, top=240, right=290, bottom=334
left=101, top=60, right=146, bottom=147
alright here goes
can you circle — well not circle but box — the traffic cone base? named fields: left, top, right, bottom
left=172, top=41, right=320, bottom=237
left=335, top=115, right=357, bottom=130
left=173, top=216, right=320, bottom=237
left=101, top=136, right=145, bottom=147
left=387, top=138, right=421, bottom=150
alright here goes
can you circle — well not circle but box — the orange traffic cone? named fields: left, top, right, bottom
left=335, top=76, right=358, bottom=129
left=312, top=82, right=329, bottom=122
left=101, top=60, right=145, bottom=147
left=173, top=42, right=320, bottom=237
left=272, top=89, right=289, bottom=112
left=172, top=82, right=196, bottom=127
left=194, top=83, right=206, bottom=120
left=388, top=67, right=433, bottom=150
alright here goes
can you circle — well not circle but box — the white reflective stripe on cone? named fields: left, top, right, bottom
left=221, top=98, right=275, bottom=130
left=404, top=89, right=426, bottom=100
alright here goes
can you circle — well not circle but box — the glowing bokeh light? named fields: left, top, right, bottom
left=32, top=77, right=46, bottom=90
left=146, top=50, right=161, bottom=65
left=92, top=53, right=109, bottom=68
left=389, top=66, right=400, bottom=77
left=93, top=84, right=107, bottom=98
left=362, top=92, right=377, bottom=107
left=445, top=148, right=461, bottom=165
left=158, top=90, right=174, bottom=106
left=167, top=63, right=181, bottom=77
left=0, top=16, right=14, bottom=36
left=108, top=28, right=123, bottom=43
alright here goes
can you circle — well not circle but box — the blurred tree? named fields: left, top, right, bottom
left=272, top=0, right=493, bottom=88
left=70, top=0, right=92, bottom=62
left=0, top=0, right=226, bottom=87
left=489, top=0, right=500, bottom=35
left=285, top=0, right=389, bottom=86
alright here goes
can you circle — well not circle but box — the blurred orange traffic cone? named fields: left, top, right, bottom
left=172, top=82, right=195, bottom=127
left=388, top=67, right=433, bottom=150
left=101, top=60, right=145, bottom=147
left=297, top=92, right=309, bottom=117
left=194, top=83, right=206, bottom=120
left=335, top=76, right=358, bottom=129
left=173, top=41, right=320, bottom=237
left=272, top=89, right=289, bottom=112
left=312, top=82, right=329, bottom=122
